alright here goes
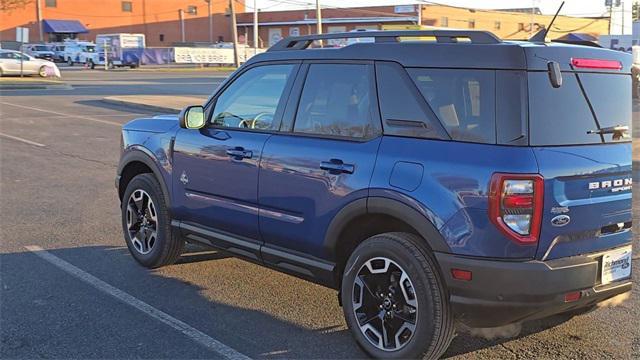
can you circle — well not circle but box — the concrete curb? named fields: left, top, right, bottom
left=101, top=97, right=181, bottom=114
left=0, top=83, right=71, bottom=90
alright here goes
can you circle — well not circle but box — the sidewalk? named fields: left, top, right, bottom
left=0, top=76, right=68, bottom=90
left=102, top=95, right=205, bottom=113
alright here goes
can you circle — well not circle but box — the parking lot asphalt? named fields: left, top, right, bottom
left=1, top=68, right=638, bottom=359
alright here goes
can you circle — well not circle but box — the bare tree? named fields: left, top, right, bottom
left=0, top=0, right=33, bottom=13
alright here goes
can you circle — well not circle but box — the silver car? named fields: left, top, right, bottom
left=0, top=49, right=61, bottom=77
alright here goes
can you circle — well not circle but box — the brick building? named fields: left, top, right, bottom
left=1, top=1, right=609, bottom=48
left=237, top=4, right=610, bottom=48
left=0, top=0, right=245, bottom=46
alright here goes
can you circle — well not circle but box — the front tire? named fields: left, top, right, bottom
left=121, top=173, right=184, bottom=268
left=38, top=66, right=47, bottom=77
left=341, top=233, right=455, bottom=359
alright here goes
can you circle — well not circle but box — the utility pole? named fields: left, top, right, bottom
left=179, top=9, right=185, bottom=42
left=229, top=0, right=240, bottom=67
left=316, top=0, right=322, bottom=35
left=253, top=0, right=259, bottom=54
left=35, top=0, right=43, bottom=42
left=206, top=0, right=213, bottom=43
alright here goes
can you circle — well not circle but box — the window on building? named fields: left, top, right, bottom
left=45, top=0, right=56, bottom=7
left=294, top=64, right=375, bottom=139
left=188, top=5, right=197, bottom=15
left=441, top=16, right=449, bottom=27
left=468, top=19, right=475, bottom=29
left=494, top=21, right=501, bottom=30
left=159, top=34, right=165, bottom=42
left=122, top=1, right=132, bottom=12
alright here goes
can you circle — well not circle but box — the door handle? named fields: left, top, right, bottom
left=226, top=147, right=252, bottom=159
left=320, top=159, right=355, bottom=174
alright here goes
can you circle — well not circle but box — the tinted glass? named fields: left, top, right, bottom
left=409, top=68, right=496, bottom=144
left=578, top=73, right=631, bottom=143
left=496, top=70, right=528, bottom=145
left=376, top=62, right=448, bottom=140
left=529, top=72, right=607, bottom=146
left=294, top=64, right=374, bottom=138
left=212, top=64, right=294, bottom=130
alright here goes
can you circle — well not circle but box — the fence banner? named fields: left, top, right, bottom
left=122, top=48, right=174, bottom=65
left=174, top=47, right=264, bottom=64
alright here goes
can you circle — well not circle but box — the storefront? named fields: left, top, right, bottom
left=42, top=19, right=89, bottom=42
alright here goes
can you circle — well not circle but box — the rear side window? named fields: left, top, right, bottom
left=528, top=72, right=631, bottom=146
left=409, top=68, right=496, bottom=144
left=294, top=64, right=375, bottom=138
left=375, top=62, right=448, bottom=140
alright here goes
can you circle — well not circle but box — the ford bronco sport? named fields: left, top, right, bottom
left=116, top=30, right=633, bottom=359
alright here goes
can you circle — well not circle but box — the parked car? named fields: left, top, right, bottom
left=63, top=41, right=98, bottom=66
left=50, top=44, right=66, bottom=62
left=0, top=49, right=60, bottom=77
left=115, top=31, right=632, bottom=359
left=24, top=44, right=55, bottom=61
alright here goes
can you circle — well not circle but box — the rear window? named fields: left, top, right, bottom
left=529, top=72, right=631, bottom=146
left=409, top=68, right=496, bottom=144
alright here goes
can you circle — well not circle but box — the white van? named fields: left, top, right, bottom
left=63, top=41, right=99, bottom=67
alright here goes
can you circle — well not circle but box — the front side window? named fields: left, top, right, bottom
left=294, top=64, right=375, bottom=138
left=211, top=64, right=294, bottom=130
left=409, top=68, right=496, bottom=144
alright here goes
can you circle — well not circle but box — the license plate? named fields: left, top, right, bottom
left=601, top=246, right=632, bottom=285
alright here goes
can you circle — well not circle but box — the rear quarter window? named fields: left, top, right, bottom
left=409, top=68, right=496, bottom=144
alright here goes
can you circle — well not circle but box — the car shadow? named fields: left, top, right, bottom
left=1, top=244, right=582, bottom=359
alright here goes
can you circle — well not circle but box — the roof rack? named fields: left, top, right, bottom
left=268, top=30, right=501, bottom=51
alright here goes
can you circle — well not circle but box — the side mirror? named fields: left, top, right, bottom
left=179, top=105, right=205, bottom=129
left=547, top=61, right=562, bottom=88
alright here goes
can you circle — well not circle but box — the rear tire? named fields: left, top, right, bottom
left=67, top=58, right=73, bottom=66
left=121, top=173, right=184, bottom=268
left=341, top=232, right=455, bottom=359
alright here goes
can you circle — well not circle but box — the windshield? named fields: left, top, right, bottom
left=529, top=72, right=631, bottom=146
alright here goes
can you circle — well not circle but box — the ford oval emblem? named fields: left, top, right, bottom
left=551, top=215, right=571, bottom=227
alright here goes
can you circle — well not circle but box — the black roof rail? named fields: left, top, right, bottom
left=268, top=30, right=501, bottom=51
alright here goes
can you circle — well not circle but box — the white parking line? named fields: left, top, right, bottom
left=0, top=101, right=122, bottom=127
left=0, top=132, right=46, bottom=147
left=25, top=245, right=252, bottom=360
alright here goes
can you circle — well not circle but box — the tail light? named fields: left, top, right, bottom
left=488, top=173, right=544, bottom=245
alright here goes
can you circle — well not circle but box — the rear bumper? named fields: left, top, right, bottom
left=435, top=250, right=632, bottom=328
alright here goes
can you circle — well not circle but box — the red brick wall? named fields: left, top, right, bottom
left=1, top=0, right=244, bottom=45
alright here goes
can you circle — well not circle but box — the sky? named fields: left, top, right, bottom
left=253, top=0, right=611, bottom=17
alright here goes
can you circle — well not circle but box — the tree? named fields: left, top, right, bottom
left=633, top=1, right=640, bottom=21
left=0, top=0, right=33, bottom=12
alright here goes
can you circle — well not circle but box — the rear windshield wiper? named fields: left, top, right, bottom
left=587, top=125, right=630, bottom=140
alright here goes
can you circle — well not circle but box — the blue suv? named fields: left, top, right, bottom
left=116, top=31, right=633, bottom=359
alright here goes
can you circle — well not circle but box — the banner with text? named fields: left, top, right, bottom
left=174, top=47, right=264, bottom=64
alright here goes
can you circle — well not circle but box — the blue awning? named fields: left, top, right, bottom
left=42, top=19, right=89, bottom=34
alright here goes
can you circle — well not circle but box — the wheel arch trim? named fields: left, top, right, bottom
left=117, top=147, right=171, bottom=209
left=323, top=196, right=451, bottom=259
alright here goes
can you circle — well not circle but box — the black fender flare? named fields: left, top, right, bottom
left=323, top=196, right=450, bottom=259
left=117, top=147, right=171, bottom=208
